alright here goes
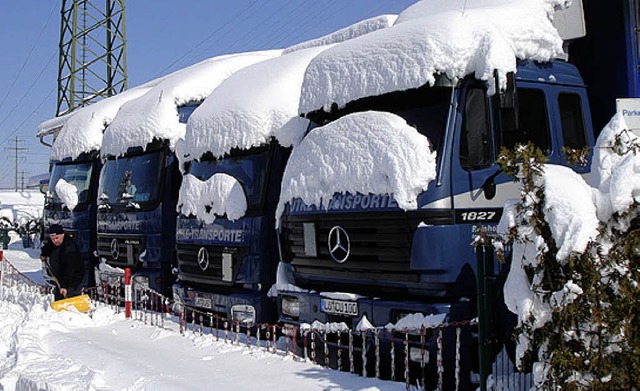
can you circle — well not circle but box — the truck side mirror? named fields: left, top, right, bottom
left=496, top=72, right=518, bottom=111
left=481, top=169, right=502, bottom=200
left=495, top=71, right=520, bottom=133
left=497, top=71, right=517, bottom=110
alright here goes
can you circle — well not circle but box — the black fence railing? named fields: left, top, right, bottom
left=0, top=252, right=535, bottom=390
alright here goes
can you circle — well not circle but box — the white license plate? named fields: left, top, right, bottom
left=320, top=298, right=358, bottom=316
left=194, top=296, right=213, bottom=309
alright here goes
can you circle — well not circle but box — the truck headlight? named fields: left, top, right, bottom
left=281, top=296, right=300, bottom=318
left=231, top=305, right=256, bottom=324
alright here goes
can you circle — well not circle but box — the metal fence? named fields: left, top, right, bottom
left=0, top=252, right=534, bottom=390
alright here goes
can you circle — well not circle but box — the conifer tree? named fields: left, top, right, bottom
left=494, top=128, right=640, bottom=389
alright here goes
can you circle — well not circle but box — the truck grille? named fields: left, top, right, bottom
left=97, top=234, right=146, bottom=268
left=281, top=211, right=453, bottom=295
left=176, top=243, right=249, bottom=286
left=280, top=211, right=452, bottom=291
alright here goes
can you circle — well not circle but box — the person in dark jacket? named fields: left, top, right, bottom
left=39, top=224, right=85, bottom=301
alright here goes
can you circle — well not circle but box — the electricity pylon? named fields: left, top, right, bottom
left=56, top=0, right=127, bottom=117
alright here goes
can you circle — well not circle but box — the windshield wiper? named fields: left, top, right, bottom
left=125, top=201, right=141, bottom=210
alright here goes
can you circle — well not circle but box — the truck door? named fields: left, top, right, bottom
left=451, top=82, right=557, bottom=225
left=451, top=84, right=507, bottom=227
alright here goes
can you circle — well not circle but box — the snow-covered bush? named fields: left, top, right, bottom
left=494, top=116, right=640, bottom=389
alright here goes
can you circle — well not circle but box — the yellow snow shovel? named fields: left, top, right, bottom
left=51, top=294, right=91, bottom=312
left=45, top=261, right=92, bottom=313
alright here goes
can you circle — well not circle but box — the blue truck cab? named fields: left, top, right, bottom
left=95, top=104, right=196, bottom=295
left=276, top=60, right=595, bottom=385
left=169, top=46, right=335, bottom=325
left=173, top=140, right=290, bottom=324
left=43, top=150, right=101, bottom=286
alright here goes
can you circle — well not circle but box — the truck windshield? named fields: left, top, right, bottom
left=388, top=87, right=451, bottom=157
left=188, top=148, right=270, bottom=209
left=49, top=161, right=94, bottom=205
left=99, top=150, right=163, bottom=205
left=320, top=85, right=452, bottom=158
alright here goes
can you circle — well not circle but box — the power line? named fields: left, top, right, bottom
left=256, top=0, right=330, bottom=50
left=1, top=86, right=56, bottom=148
left=0, top=1, right=59, bottom=115
left=151, top=0, right=264, bottom=79
left=197, top=0, right=307, bottom=57
left=0, top=50, right=57, bottom=138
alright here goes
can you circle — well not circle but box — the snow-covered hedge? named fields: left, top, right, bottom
left=494, top=115, right=640, bottom=389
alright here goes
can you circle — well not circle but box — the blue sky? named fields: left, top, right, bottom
left=0, top=0, right=416, bottom=190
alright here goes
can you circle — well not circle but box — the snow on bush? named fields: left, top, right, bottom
left=496, top=115, right=640, bottom=388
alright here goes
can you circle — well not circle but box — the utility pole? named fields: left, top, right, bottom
left=5, top=137, right=28, bottom=191
left=20, top=170, right=26, bottom=192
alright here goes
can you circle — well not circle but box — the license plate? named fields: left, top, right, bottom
left=194, top=296, right=213, bottom=309
left=320, top=298, right=358, bottom=316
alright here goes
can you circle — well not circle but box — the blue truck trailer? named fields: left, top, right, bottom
left=277, top=60, right=594, bottom=387
left=173, top=140, right=290, bottom=324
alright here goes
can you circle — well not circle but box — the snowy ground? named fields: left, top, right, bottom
left=0, top=190, right=44, bottom=225
left=0, top=235, right=404, bottom=391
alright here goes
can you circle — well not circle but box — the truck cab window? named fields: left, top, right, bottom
left=49, top=162, right=94, bottom=205
left=188, top=148, right=270, bottom=210
left=460, top=87, right=492, bottom=170
left=498, top=88, right=551, bottom=153
left=99, top=150, right=163, bottom=206
left=558, top=92, right=587, bottom=149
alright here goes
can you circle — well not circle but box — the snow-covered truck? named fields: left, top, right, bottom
left=37, top=86, right=154, bottom=288
left=273, top=0, right=601, bottom=387
left=94, top=53, right=274, bottom=295
left=172, top=17, right=396, bottom=325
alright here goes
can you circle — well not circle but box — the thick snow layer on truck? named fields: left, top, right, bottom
left=183, top=45, right=330, bottom=162
left=102, top=50, right=281, bottom=158
left=178, top=173, right=247, bottom=223
left=47, top=85, right=156, bottom=161
left=299, top=0, right=567, bottom=113
left=283, top=14, right=397, bottom=55
left=173, top=43, right=337, bottom=322
left=275, top=111, right=437, bottom=227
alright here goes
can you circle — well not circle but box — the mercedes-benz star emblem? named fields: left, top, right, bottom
left=328, top=225, right=350, bottom=263
left=110, top=238, right=119, bottom=260
left=197, top=247, right=210, bottom=271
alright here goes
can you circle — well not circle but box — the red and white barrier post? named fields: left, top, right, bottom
left=124, top=268, right=132, bottom=318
